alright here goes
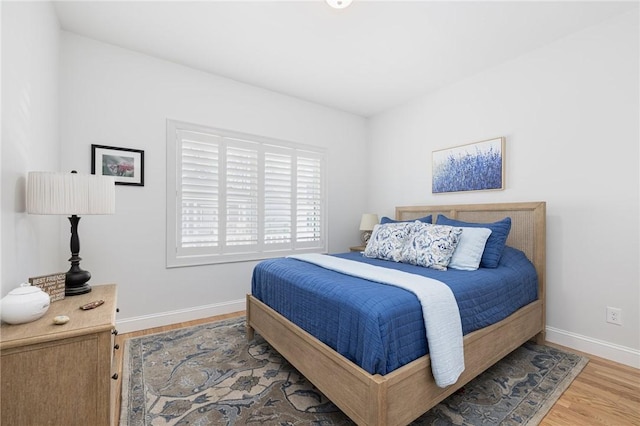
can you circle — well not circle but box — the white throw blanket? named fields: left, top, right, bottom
left=288, top=253, right=464, bottom=387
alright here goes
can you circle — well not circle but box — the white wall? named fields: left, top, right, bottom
left=368, top=10, right=639, bottom=367
left=58, top=33, right=368, bottom=331
left=1, top=1, right=62, bottom=295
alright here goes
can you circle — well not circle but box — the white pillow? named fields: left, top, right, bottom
left=448, top=227, right=492, bottom=271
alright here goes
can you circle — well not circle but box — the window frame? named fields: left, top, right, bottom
left=166, top=119, right=328, bottom=267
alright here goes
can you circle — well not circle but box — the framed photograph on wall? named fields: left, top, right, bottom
left=91, top=144, right=145, bottom=186
left=432, top=137, right=505, bottom=194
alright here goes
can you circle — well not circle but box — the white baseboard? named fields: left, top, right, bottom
left=115, top=298, right=245, bottom=334
left=546, top=326, right=640, bottom=369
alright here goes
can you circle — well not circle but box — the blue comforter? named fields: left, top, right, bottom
left=251, top=246, right=537, bottom=375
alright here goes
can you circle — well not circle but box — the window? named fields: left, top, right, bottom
left=166, top=120, right=327, bottom=267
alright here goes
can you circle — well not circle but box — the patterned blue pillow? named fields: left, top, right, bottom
left=435, top=215, right=511, bottom=268
left=380, top=215, right=432, bottom=224
left=400, top=223, right=462, bottom=271
left=364, top=222, right=414, bottom=262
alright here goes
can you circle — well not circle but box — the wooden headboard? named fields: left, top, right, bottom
left=396, top=201, right=546, bottom=329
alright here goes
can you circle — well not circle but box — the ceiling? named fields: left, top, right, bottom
left=53, top=1, right=637, bottom=117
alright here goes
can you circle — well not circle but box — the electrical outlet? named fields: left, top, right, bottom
left=606, top=307, right=623, bottom=325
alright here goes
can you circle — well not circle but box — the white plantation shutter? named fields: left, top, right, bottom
left=296, top=154, right=323, bottom=246
left=264, top=150, right=292, bottom=246
left=178, top=130, right=220, bottom=252
left=167, top=120, right=327, bottom=267
left=225, top=142, right=259, bottom=249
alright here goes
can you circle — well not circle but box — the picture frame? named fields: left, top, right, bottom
left=91, top=144, right=145, bottom=186
left=432, top=137, right=505, bottom=194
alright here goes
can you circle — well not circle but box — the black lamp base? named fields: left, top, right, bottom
left=65, top=264, right=92, bottom=296
left=65, top=282, right=92, bottom=296
left=65, top=214, right=92, bottom=296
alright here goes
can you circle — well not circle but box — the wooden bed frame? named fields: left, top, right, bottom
left=246, top=201, right=546, bottom=425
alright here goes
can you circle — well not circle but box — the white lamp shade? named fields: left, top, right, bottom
left=27, top=172, right=116, bottom=215
left=359, top=213, right=379, bottom=231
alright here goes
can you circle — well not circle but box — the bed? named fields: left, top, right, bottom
left=246, top=201, right=546, bottom=425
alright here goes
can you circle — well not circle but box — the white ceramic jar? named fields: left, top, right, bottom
left=1, top=283, right=51, bottom=325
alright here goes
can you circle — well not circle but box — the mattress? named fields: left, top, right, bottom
left=251, top=246, right=538, bottom=375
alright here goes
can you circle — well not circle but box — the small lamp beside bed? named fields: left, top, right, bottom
left=359, top=213, right=379, bottom=244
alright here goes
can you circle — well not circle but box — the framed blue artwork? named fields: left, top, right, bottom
left=432, top=137, right=504, bottom=194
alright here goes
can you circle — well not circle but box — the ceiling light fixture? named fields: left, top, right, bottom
left=326, top=0, right=353, bottom=9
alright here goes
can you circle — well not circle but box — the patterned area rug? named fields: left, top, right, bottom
left=120, top=316, right=587, bottom=425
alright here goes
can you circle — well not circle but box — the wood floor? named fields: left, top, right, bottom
left=114, top=312, right=640, bottom=426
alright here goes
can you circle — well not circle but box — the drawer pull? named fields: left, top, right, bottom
left=114, top=344, right=120, bottom=350
left=112, top=373, right=118, bottom=380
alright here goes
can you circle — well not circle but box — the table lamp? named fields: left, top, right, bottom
left=359, top=213, right=379, bottom=244
left=27, top=171, right=115, bottom=296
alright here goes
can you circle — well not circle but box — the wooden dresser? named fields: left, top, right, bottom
left=1, top=284, right=118, bottom=426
